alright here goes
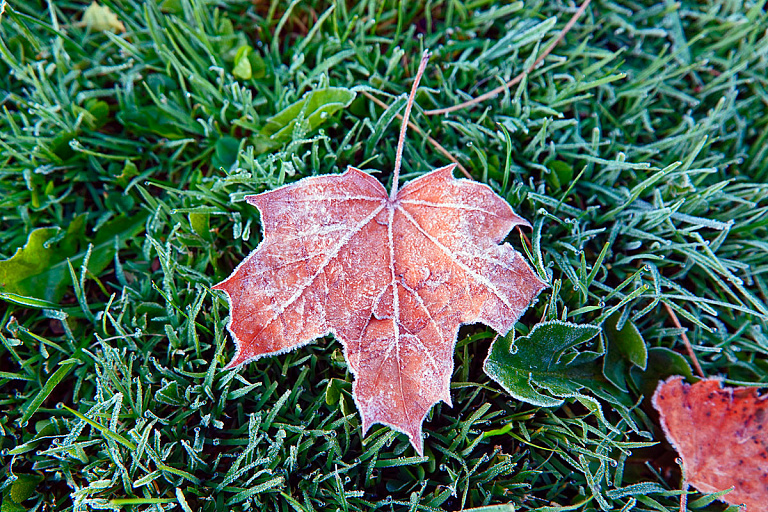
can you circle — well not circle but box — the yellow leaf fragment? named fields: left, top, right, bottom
left=82, top=2, right=125, bottom=33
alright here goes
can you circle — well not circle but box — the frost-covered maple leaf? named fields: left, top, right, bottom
left=213, top=51, right=547, bottom=454
left=653, top=376, right=768, bottom=511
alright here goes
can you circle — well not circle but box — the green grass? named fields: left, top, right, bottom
left=1, top=0, right=767, bottom=510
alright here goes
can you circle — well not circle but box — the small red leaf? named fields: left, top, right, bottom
left=653, top=376, right=768, bottom=511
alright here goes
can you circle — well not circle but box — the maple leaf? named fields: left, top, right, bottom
left=213, top=51, right=547, bottom=454
left=653, top=376, right=768, bottom=511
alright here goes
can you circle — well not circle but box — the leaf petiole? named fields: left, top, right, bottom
left=390, top=50, right=431, bottom=200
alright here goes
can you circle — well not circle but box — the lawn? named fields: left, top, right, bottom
left=1, top=0, right=767, bottom=511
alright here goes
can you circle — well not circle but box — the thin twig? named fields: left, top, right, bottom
left=424, top=0, right=591, bottom=116
left=361, top=91, right=473, bottom=179
left=680, top=481, right=688, bottom=512
left=678, top=461, right=689, bottom=512
left=663, top=302, right=705, bottom=378
left=391, top=50, right=431, bottom=200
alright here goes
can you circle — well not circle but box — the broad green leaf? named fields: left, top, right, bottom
left=249, top=53, right=266, bottom=79
left=155, top=380, right=185, bottom=406
left=545, top=160, right=573, bottom=189
left=188, top=212, right=212, bottom=242
left=1, top=492, right=25, bottom=512
left=212, top=135, right=240, bottom=170
left=630, top=346, right=694, bottom=400
left=0, top=213, right=147, bottom=303
left=7, top=419, right=59, bottom=455
left=49, top=130, right=77, bottom=160
left=0, top=214, right=85, bottom=302
left=486, top=320, right=642, bottom=434
left=72, top=99, right=110, bottom=130
left=484, top=321, right=604, bottom=408
left=9, top=474, right=43, bottom=504
left=602, top=311, right=647, bottom=391
left=232, top=45, right=253, bottom=80
left=260, top=87, right=356, bottom=143
left=325, top=377, right=351, bottom=405
left=158, top=0, right=182, bottom=14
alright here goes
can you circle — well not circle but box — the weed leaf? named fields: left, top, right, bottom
left=484, top=320, right=606, bottom=407
left=0, top=214, right=146, bottom=303
left=260, top=87, right=356, bottom=142
left=484, top=319, right=638, bottom=433
left=603, top=311, right=647, bottom=391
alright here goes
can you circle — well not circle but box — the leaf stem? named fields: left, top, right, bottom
left=391, top=50, right=431, bottom=200
left=362, top=90, right=472, bottom=179
left=663, top=301, right=705, bottom=378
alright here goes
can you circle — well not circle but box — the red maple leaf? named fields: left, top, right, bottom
left=213, top=52, right=547, bottom=454
left=653, top=376, right=768, bottom=511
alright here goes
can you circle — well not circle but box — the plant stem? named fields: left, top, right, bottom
left=424, top=0, right=591, bottom=116
left=663, top=301, right=705, bottom=378
left=390, top=49, right=431, bottom=200
left=362, top=90, right=472, bottom=179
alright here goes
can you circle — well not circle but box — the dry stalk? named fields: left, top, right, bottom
left=424, top=0, right=591, bottom=116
